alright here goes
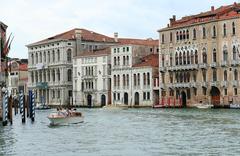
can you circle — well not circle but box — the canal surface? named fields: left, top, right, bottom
left=0, top=108, right=240, bottom=155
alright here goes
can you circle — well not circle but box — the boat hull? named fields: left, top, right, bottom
left=48, top=114, right=84, bottom=126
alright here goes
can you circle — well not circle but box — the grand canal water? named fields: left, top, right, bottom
left=0, top=108, right=240, bottom=155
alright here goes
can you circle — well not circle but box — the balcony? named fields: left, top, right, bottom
left=231, top=60, right=240, bottom=66
left=199, top=63, right=207, bottom=69
left=201, top=82, right=208, bottom=87
left=167, top=64, right=198, bottom=71
left=173, top=83, right=190, bottom=88
left=159, top=83, right=166, bottom=89
left=232, top=80, right=239, bottom=87
left=210, top=62, right=217, bottom=68
left=36, top=82, right=48, bottom=89
left=221, top=81, right=228, bottom=87
left=167, top=83, right=173, bottom=88
left=190, top=82, right=198, bottom=88
left=210, top=81, right=219, bottom=87
left=159, top=66, right=166, bottom=72
left=220, top=60, right=228, bottom=67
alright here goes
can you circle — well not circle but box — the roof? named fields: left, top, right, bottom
left=19, top=64, right=28, bottom=71
left=133, top=54, right=159, bottom=68
left=28, top=28, right=116, bottom=46
left=77, top=47, right=111, bottom=58
left=159, top=2, right=240, bottom=31
left=118, top=38, right=159, bottom=46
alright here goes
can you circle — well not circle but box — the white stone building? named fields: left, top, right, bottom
left=73, top=48, right=111, bottom=107
left=27, top=28, right=117, bottom=106
left=111, top=40, right=159, bottom=107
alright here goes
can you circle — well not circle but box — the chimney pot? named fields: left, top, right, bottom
left=114, top=32, right=118, bottom=42
left=211, top=6, right=215, bottom=12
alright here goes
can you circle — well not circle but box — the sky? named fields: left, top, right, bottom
left=0, top=0, right=236, bottom=59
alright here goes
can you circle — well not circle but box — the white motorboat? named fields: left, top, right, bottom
left=195, top=104, right=213, bottom=109
left=48, top=110, right=84, bottom=126
left=230, top=104, right=240, bottom=109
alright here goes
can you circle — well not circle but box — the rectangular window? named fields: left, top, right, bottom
left=234, top=88, right=238, bottom=95
left=147, top=92, right=150, bottom=100
left=224, top=89, right=227, bottom=95
left=118, top=93, right=120, bottom=100
left=143, top=92, right=146, bottom=100
left=113, top=93, right=116, bottom=100
left=126, top=47, right=129, bottom=52
left=203, top=87, right=207, bottom=95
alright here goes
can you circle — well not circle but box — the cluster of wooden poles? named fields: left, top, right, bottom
left=2, top=90, right=35, bottom=126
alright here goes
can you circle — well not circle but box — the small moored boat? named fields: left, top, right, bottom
left=195, top=104, right=213, bottom=109
left=48, top=109, right=84, bottom=126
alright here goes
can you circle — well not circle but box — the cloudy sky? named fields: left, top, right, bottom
left=0, top=0, right=236, bottom=58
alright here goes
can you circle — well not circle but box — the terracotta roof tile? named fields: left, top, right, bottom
left=118, top=38, right=159, bottom=46
left=133, top=54, right=159, bottom=68
left=77, top=47, right=111, bottom=58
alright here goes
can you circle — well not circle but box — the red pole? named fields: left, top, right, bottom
left=168, top=97, right=170, bottom=107
left=174, top=98, right=176, bottom=107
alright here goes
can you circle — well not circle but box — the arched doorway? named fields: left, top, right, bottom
left=101, top=94, right=106, bottom=107
left=87, top=94, right=92, bottom=108
left=210, top=86, right=220, bottom=105
left=134, top=92, right=139, bottom=105
left=181, top=91, right=187, bottom=107
left=124, top=93, right=128, bottom=105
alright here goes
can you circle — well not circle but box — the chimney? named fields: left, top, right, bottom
left=75, top=29, right=82, bottom=56
left=211, top=6, right=215, bottom=12
left=114, top=32, right=118, bottom=42
left=169, top=15, right=176, bottom=27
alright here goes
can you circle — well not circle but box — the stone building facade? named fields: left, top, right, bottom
left=111, top=40, right=159, bottom=107
left=158, top=3, right=240, bottom=107
left=27, top=28, right=117, bottom=106
left=73, top=48, right=111, bottom=107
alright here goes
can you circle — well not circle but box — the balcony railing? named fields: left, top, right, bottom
left=159, top=67, right=166, bottom=72
left=173, top=83, right=190, bottom=88
left=167, top=64, right=198, bottom=71
left=231, top=60, right=240, bottom=66
left=221, top=60, right=228, bottom=67
left=232, top=80, right=239, bottom=87
left=199, top=63, right=207, bottom=69
left=210, top=62, right=217, bottom=68
left=221, top=81, right=228, bottom=87
left=210, top=81, right=220, bottom=87
left=201, top=82, right=208, bottom=87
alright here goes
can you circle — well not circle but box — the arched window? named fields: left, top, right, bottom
left=147, top=73, right=150, bottom=85
left=186, top=30, right=189, bottom=39
left=213, top=25, right=216, bottom=37
left=202, top=48, right=207, bottom=63
left=232, top=22, right=236, bottom=35
left=234, top=69, right=238, bottom=81
left=126, top=74, right=129, bottom=86
left=143, top=73, right=146, bottom=85
left=123, top=74, right=126, bottom=87
left=48, top=51, right=50, bottom=63
left=123, top=56, right=126, bottom=65
left=44, top=51, right=46, bottom=63
left=213, top=69, right=217, bottom=81
left=47, top=70, right=50, bottom=81
left=31, top=72, right=34, bottom=83
left=57, top=49, right=60, bottom=61
left=203, top=27, right=206, bottom=38
left=176, top=73, right=179, bottom=83
left=117, top=75, right=120, bottom=87
left=224, top=70, right=227, bottom=81
left=176, top=32, right=179, bottom=41
left=195, top=50, right=198, bottom=64
left=137, top=73, right=140, bottom=86
left=67, top=49, right=72, bottom=62
left=180, top=31, right=182, bottom=40
left=233, top=46, right=237, bottom=60
left=213, top=48, right=217, bottom=62
left=187, top=51, right=190, bottom=64
left=223, top=45, right=228, bottom=61
left=52, top=50, right=55, bottom=62
left=67, top=69, right=72, bottom=82
left=52, top=70, right=55, bottom=82
left=183, top=51, right=186, bottom=65
left=223, top=23, right=227, bottom=36
left=183, top=30, right=186, bottom=40
left=175, top=52, right=178, bottom=65
left=36, top=53, right=38, bottom=64
left=170, top=32, right=173, bottom=42
left=57, top=69, right=60, bottom=81
left=117, top=57, right=120, bottom=65
left=170, top=54, right=173, bottom=66
left=191, top=50, right=194, bottom=64
left=162, top=34, right=165, bottom=43
left=134, top=74, right=137, bottom=86
left=179, top=52, right=182, bottom=65
left=31, top=53, right=34, bottom=65
left=114, top=75, right=116, bottom=87
left=126, top=56, right=129, bottom=65
left=40, top=52, right=42, bottom=63
left=193, top=28, right=196, bottom=39
left=114, top=57, right=117, bottom=66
